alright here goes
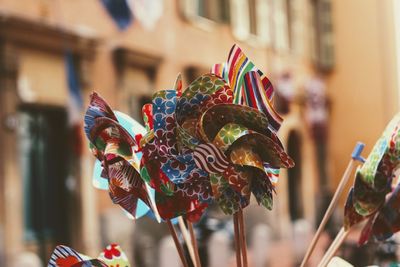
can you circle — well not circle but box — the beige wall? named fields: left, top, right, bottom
left=327, top=0, right=399, bottom=202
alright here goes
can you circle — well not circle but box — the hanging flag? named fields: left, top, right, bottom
left=127, top=0, right=163, bottom=30
left=65, top=51, right=84, bottom=156
left=100, top=0, right=133, bottom=31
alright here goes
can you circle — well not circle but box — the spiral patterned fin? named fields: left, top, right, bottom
left=344, top=188, right=366, bottom=230
left=228, top=133, right=294, bottom=169
left=193, top=143, right=230, bottom=174
left=84, top=92, right=118, bottom=140
left=250, top=169, right=274, bottom=210
left=105, top=157, right=151, bottom=217
left=199, top=103, right=270, bottom=143
left=152, top=90, right=178, bottom=156
left=142, top=103, right=154, bottom=131
left=242, top=71, right=281, bottom=132
left=97, top=244, right=131, bottom=267
left=48, top=245, right=108, bottom=267
left=175, top=169, right=213, bottom=202
left=210, top=172, right=249, bottom=215
left=48, top=243, right=129, bottom=267
left=173, top=73, right=183, bottom=96
left=175, top=74, right=233, bottom=149
left=88, top=117, right=137, bottom=160
left=224, top=44, right=274, bottom=104
left=161, top=156, right=197, bottom=183
left=360, top=183, right=400, bottom=244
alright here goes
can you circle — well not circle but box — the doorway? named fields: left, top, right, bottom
left=287, top=130, right=303, bottom=221
left=18, top=104, right=73, bottom=261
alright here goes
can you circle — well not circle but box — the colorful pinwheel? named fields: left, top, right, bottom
left=84, top=92, right=193, bottom=267
left=91, top=109, right=155, bottom=220
left=352, top=114, right=400, bottom=244
left=48, top=243, right=129, bottom=267
left=141, top=71, right=294, bottom=218
left=139, top=75, right=216, bottom=221
left=136, top=45, right=295, bottom=267
left=344, top=113, right=400, bottom=239
left=318, top=113, right=400, bottom=266
left=209, top=45, right=294, bottom=211
left=71, top=44, right=294, bottom=267
left=184, top=44, right=294, bottom=267
left=84, top=93, right=154, bottom=219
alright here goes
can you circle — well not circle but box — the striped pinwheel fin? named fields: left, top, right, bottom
left=48, top=245, right=84, bottom=267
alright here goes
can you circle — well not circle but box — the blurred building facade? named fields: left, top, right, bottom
left=326, top=1, right=400, bottom=203
left=0, top=0, right=398, bottom=266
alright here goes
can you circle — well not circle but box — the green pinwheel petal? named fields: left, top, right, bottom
left=260, top=194, right=273, bottom=210
left=140, top=167, right=151, bottom=183
left=181, top=74, right=225, bottom=100
left=199, top=103, right=270, bottom=143
left=212, top=123, right=250, bottom=152
left=117, top=142, right=132, bottom=156
left=160, top=183, right=174, bottom=196
left=358, top=114, right=400, bottom=187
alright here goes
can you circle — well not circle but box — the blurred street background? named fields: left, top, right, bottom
left=1, top=0, right=400, bottom=266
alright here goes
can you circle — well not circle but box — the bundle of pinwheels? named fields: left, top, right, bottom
left=140, top=45, right=294, bottom=220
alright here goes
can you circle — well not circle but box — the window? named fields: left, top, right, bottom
left=19, top=106, right=72, bottom=245
left=184, top=66, right=211, bottom=86
left=119, top=67, right=154, bottom=122
left=198, top=0, right=230, bottom=23
left=311, top=0, right=334, bottom=71
left=180, top=0, right=230, bottom=24
left=182, top=0, right=274, bottom=45
left=113, top=48, right=159, bottom=122
left=16, top=49, right=76, bottom=259
left=285, top=0, right=305, bottom=55
left=231, top=0, right=273, bottom=45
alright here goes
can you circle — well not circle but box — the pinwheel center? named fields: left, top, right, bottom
left=193, top=141, right=230, bottom=173
left=207, top=155, right=216, bottom=163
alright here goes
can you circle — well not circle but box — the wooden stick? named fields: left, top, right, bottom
left=145, top=183, right=162, bottom=222
left=187, top=220, right=202, bottom=267
left=167, top=219, right=189, bottom=267
left=178, top=217, right=198, bottom=267
left=238, top=209, right=248, bottom=267
left=317, top=227, right=350, bottom=267
left=233, top=213, right=242, bottom=267
left=300, top=159, right=357, bottom=267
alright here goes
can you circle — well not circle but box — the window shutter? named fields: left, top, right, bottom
left=318, top=0, right=334, bottom=70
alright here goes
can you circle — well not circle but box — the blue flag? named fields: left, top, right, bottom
left=100, top=0, right=133, bottom=30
